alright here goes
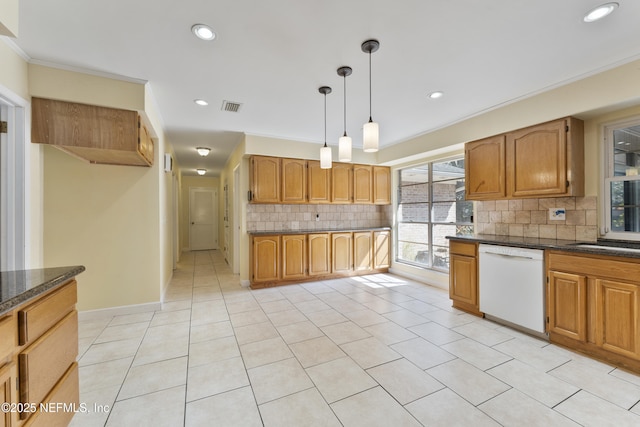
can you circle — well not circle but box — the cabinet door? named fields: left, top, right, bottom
left=308, top=233, right=331, bottom=276
left=595, top=279, right=640, bottom=360
left=250, top=156, right=280, bottom=203
left=373, top=230, right=390, bottom=269
left=0, top=363, right=17, bottom=427
left=252, top=235, right=280, bottom=283
left=308, top=160, right=331, bottom=203
left=282, top=234, right=307, bottom=280
left=373, top=166, right=391, bottom=204
left=353, top=232, right=373, bottom=272
left=282, top=158, right=307, bottom=203
left=548, top=270, right=587, bottom=342
left=332, top=233, right=353, bottom=273
left=449, top=254, right=477, bottom=307
left=507, top=119, right=568, bottom=198
left=353, top=165, right=373, bottom=204
left=331, top=163, right=352, bottom=203
left=465, top=135, right=506, bottom=200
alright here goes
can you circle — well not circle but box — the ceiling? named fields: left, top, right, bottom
left=10, top=1, right=640, bottom=176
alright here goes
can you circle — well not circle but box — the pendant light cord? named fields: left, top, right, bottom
left=323, top=92, right=328, bottom=147
left=343, top=74, right=348, bottom=137
left=368, top=51, right=372, bottom=121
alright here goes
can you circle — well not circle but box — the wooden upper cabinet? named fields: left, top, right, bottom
left=282, top=234, right=307, bottom=280
left=373, top=166, right=391, bottom=204
left=282, top=158, right=307, bottom=203
left=250, top=156, right=281, bottom=203
left=465, top=117, right=584, bottom=200
left=308, top=160, right=331, bottom=203
left=507, top=118, right=583, bottom=198
left=353, top=165, right=373, bottom=204
left=331, top=163, right=352, bottom=203
left=465, top=135, right=506, bottom=200
left=31, top=97, right=153, bottom=167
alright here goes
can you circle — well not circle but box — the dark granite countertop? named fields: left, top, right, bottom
left=0, top=266, right=85, bottom=315
left=249, top=226, right=392, bottom=236
left=447, top=234, right=640, bottom=259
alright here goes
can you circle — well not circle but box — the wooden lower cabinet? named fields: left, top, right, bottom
left=281, top=234, right=306, bottom=280
left=308, top=234, right=331, bottom=276
left=251, top=229, right=390, bottom=288
left=332, top=233, right=353, bottom=273
left=373, top=230, right=390, bottom=269
left=0, top=363, right=17, bottom=427
left=0, top=280, right=80, bottom=425
left=251, top=235, right=280, bottom=283
left=547, top=271, right=587, bottom=342
left=448, top=240, right=481, bottom=316
left=595, top=279, right=640, bottom=360
left=354, top=232, right=373, bottom=272
left=548, top=251, right=640, bottom=372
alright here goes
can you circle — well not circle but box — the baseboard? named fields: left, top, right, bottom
left=79, top=301, right=161, bottom=322
left=240, top=279, right=251, bottom=288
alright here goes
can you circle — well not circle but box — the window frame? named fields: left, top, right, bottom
left=602, top=116, right=640, bottom=241
left=395, top=156, right=471, bottom=272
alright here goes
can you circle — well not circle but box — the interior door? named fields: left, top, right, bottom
left=189, top=187, right=218, bottom=250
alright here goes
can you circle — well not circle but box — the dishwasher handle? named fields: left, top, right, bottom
left=481, top=251, right=536, bottom=261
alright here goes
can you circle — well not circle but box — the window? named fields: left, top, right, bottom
left=603, top=118, right=640, bottom=240
left=396, top=157, right=473, bottom=271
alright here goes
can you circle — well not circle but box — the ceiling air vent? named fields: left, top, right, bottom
left=221, top=100, right=242, bottom=112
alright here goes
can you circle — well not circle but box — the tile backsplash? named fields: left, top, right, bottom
left=247, top=204, right=392, bottom=232
left=474, top=196, right=598, bottom=241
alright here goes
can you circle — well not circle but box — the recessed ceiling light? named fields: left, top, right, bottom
left=194, top=99, right=209, bottom=106
left=428, top=91, right=444, bottom=99
left=196, top=147, right=211, bottom=156
left=583, top=2, right=618, bottom=22
left=196, top=169, right=206, bottom=175
left=191, top=24, right=216, bottom=41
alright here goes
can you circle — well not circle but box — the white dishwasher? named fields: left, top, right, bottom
left=478, top=244, right=545, bottom=334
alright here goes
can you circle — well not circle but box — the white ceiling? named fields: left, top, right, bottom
left=10, top=0, right=640, bottom=175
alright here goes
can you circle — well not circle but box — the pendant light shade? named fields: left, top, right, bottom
left=337, top=66, right=353, bottom=162
left=318, top=86, right=332, bottom=169
left=361, top=39, right=380, bottom=153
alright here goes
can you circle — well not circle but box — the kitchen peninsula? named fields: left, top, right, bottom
left=1, top=265, right=84, bottom=426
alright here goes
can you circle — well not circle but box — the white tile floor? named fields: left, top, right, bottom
left=71, top=250, right=640, bottom=426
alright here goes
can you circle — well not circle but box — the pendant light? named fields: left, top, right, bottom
left=361, top=39, right=380, bottom=153
left=318, top=86, right=332, bottom=169
left=337, top=66, right=353, bottom=162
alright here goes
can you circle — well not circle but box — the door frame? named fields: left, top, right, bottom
left=0, top=91, right=27, bottom=270
left=233, top=165, right=240, bottom=274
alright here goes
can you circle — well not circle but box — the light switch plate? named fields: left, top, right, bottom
left=549, top=208, right=566, bottom=221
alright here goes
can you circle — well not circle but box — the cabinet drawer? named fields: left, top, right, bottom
left=23, top=363, right=79, bottom=427
left=0, top=314, right=16, bottom=362
left=19, top=311, right=78, bottom=408
left=18, top=281, right=77, bottom=346
left=449, top=241, right=477, bottom=257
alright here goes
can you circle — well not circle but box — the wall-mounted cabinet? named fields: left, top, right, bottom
left=249, top=155, right=390, bottom=205
left=250, top=229, right=391, bottom=288
left=465, top=117, right=584, bottom=200
left=31, top=97, right=154, bottom=167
